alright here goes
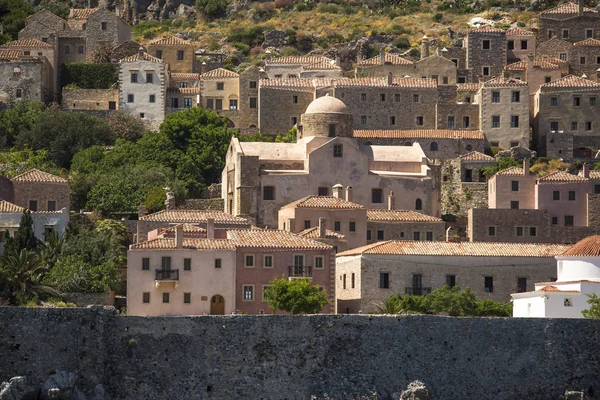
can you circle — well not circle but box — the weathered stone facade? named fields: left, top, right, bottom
left=506, top=27, right=536, bottom=63
left=62, top=88, right=118, bottom=110
left=238, top=66, right=261, bottom=129
left=0, top=57, right=48, bottom=103
left=465, top=27, right=507, bottom=82
left=538, top=2, right=600, bottom=44
left=259, top=82, right=315, bottom=136
left=8, top=169, right=70, bottom=214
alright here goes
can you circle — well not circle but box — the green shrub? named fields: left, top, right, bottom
left=61, top=63, right=118, bottom=90
left=318, top=4, right=339, bottom=13
left=433, top=13, right=443, bottom=22
left=227, top=26, right=269, bottom=47
left=393, top=37, right=410, bottom=48
left=196, top=0, right=229, bottom=18
left=387, top=24, right=410, bottom=35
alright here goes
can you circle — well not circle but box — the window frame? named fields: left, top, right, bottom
left=244, top=254, right=255, bottom=268
left=263, top=254, right=273, bottom=268
left=242, top=284, right=255, bottom=301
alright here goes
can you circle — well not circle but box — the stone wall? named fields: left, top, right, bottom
left=441, top=159, right=490, bottom=218
left=62, top=88, right=118, bottom=110
left=62, top=291, right=114, bottom=306
left=2, top=307, right=600, bottom=399
left=259, top=86, right=314, bottom=136
left=12, top=180, right=70, bottom=214
left=0, top=58, right=46, bottom=103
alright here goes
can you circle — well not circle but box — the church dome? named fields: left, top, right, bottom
left=305, top=94, right=350, bottom=115
left=562, top=235, right=600, bottom=257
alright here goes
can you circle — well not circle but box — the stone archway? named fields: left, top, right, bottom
left=210, top=295, right=225, bottom=315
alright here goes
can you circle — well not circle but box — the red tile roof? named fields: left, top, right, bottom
left=366, top=209, right=443, bottom=222
left=120, top=52, right=163, bottom=63
left=130, top=238, right=236, bottom=250
left=482, top=76, right=528, bottom=87
left=303, top=58, right=341, bottom=70
left=469, top=26, right=505, bottom=33
left=0, top=200, right=25, bottom=213
left=265, top=55, right=334, bottom=67
left=540, top=1, right=597, bottom=17
left=504, top=58, right=567, bottom=71
left=11, top=169, right=67, bottom=183
left=0, top=50, right=22, bottom=60
left=574, top=38, right=600, bottom=46
left=149, top=36, right=193, bottom=46
left=494, top=166, right=526, bottom=177
left=353, top=129, right=484, bottom=139
left=200, top=67, right=239, bottom=79
left=561, top=235, right=600, bottom=256
left=281, top=195, right=364, bottom=210
left=536, top=279, right=600, bottom=285
left=1, top=39, right=53, bottom=49
left=541, top=75, right=600, bottom=88
left=506, top=27, right=535, bottom=36
left=69, top=8, right=98, bottom=19
left=459, top=151, right=494, bottom=161
left=335, top=77, right=436, bottom=88
left=167, top=87, right=200, bottom=95
left=357, top=52, right=414, bottom=67
left=139, top=210, right=249, bottom=225
left=337, top=240, right=570, bottom=257
left=456, top=83, right=482, bottom=92
left=298, top=227, right=346, bottom=240
left=537, top=170, right=588, bottom=183
left=228, top=229, right=332, bottom=250
left=536, top=285, right=580, bottom=293
left=170, top=73, right=201, bottom=81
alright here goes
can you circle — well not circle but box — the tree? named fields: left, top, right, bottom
left=0, top=148, right=57, bottom=178
left=106, top=111, right=147, bottom=141
left=582, top=293, right=600, bottom=319
left=263, top=277, right=329, bottom=314
left=0, top=101, right=46, bottom=148
left=3, top=210, right=38, bottom=259
left=481, top=157, right=520, bottom=180
left=275, top=126, right=297, bottom=143
left=196, top=0, right=229, bottom=18
left=530, top=158, right=572, bottom=177
left=0, top=249, right=59, bottom=305
left=0, top=0, right=33, bottom=44
left=34, top=0, right=69, bottom=19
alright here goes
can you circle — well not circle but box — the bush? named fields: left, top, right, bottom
left=196, top=0, right=228, bottom=18
left=433, top=12, right=443, bottom=22
left=61, top=63, right=118, bottom=90
left=296, top=33, right=313, bottom=52
left=393, top=37, right=410, bottom=48
left=263, top=277, right=329, bottom=314
left=274, top=0, right=295, bottom=9
left=35, top=0, right=69, bottom=19
left=317, top=4, right=338, bottom=13
left=227, top=26, right=269, bottom=47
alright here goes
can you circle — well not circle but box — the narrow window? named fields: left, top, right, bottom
left=264, top=255, right=273, bottom=268
left=215, top=99, right=223, bottom=110
left=78, top=45, right=84, bottom=54
left=415, top=116, right=424, bottom=126
left=343, top=274, right=347, bottom=289
left=163, top=293, right=170, bottom=303
left=249, top=97, right=257, bottom=108
left=511, top=201, right=519, bottom=209
left=413, top=94, right=419, bottom=103
left=586, top=121, right=593, bottom=131
left=511, top=181, right=519, bottom=191
left=516, top=226, right=524, bottom=236
left=482, top=66, right=490, bottom=76
left=127, top=94, right=134, bottom=103
left=553, top=191, right=560, bottom=201
left=367, top=230, right=372, bottom=241
left=328, top=124, right=336, bottom=137
left=511, top=115, right=519, bottom=128
left=214, top=259, right=221, bottom=269
left=263, top=186, right=275, bottom=200
left=177, top=50, right=184, bottom=61
left=360, top=116, right=367, bottom=125
left=149, top=94, right=156, bottom=103
left=550, top=97, right=557, bottom=106
left=101, top=22, right=108, bottom=30
left=463, top=116, right=470, bottom=128
left=413, top=231, right=421, bottom=240
left=361, top=93, right=366, bottom=101
left=47, top=200, right=56, bottom=211
left=377, top=230, right=384, bottom=240
left=389, top=116, right=396, bottom=126
left=380, top=93, right=386, bottom=101
left=243, top=285, right=254, bottom=301
left=379, top=272, right=390, bottom=289
left=492, top=91, right=500, bottom=103
left=430, top=142, right=438, bottom=151
left=569, top=191, right=576, bottom=201
left=511, top=91, right=520, bottom=103
left=507, top=40, right=514, bottom=50
left=183, top=258, right=191, bottom=271
left=587, top=29, right=594, bottom=38
left=530, top=227, right=537, bottom=237
left=482, top=40, right=490, bottom=49
left=590, top=97, right=597, bottom=106
left=552, top=216, right=558, bottom=225
left=372, top=189, right=383, bottom=203
left=559, top=53, right=567, bottom=61
left=293, top=95, right=298, bottom=103
left=492, top=116, right=500, bottom=128
left=314, top=256, right=324, bottom=269
left=349, top=221, right=356, bottom=232
left=334, top=221, right=341, bottom=232
left=184, top=293, right=191, bottom=304
left=29, top=200, right=38, bottom=211
left=304, top=220, right=311, bottom=229
left=484, top=276, right=494, bottom=293
left=64, top=45, right=70, bottom=54
left=142, top=258, right=150, bottom=270
left=572, top=122, right=578, bottom=131
left=143, top=292, right=150, bottom=303
left=446, top=275, right=456, bottom=288
left=574, top=96, right=581, bottom=106
left=517, top=278, right=527, bottom=293
left=521, top=40, right=528, bottom=50
left=488, top=226, right=496, bottom=236
left=351, top=273, right=355, bottom=288
left=249, top=81, right=257, bottom=88
left=229, top=99, right=238, bottom=110
left=333, top=144, right=343, bottom=157
left=550, top=121, right=559, bottom=131
left=415, top=198, right=422, bottom=210
left=580, top=56, right=586, bottom=65
left=245, top=255, right=254, bottom=267
left=447, top=116, right=455, bottom=128
left=156, top=50, right=163, bottom=59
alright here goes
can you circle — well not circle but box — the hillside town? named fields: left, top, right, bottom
left=2, top=0, right=600, bottom=324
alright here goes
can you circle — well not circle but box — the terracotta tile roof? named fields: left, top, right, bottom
left=0, top=50, right=22, bottom=60
left=149, top=36, right=193, bottom=46
left=0, top=200, right=25, bottom=213
left=1, top=38, right=53, bottom=49
left=260, top=78, right=330, bottom=90
left=353, top=129, right=484, bottom=139
left=200, top=67, right=239, bottom=80
left=469, top=26, right=506, bottom=33
left=536, top=285, right=580, bottom=293
left=561, top=235, right=600, bottom=256
left=459, top=151, right=494, bottom=161
left=337, top=240, right=570, bottom=257
left=69, top=8, right=98, bottom=19
left=228, top=229, right=332, bottom=250
left=366, top=209, right=443, bottom=222
left=167, top=87, right=199, bottom=95
left=493, top=166, right=526, bottom=176
left=281, top=195, right=365, bottom=210
left=588, top=170, right=600, bottom=179
left=456, top=83, right=482, bottom=92
left=158, top=223, right=206, bottom=237
left=265, top=55, right=334, bottom=67
left=574, top=38, right=600, bottom=46
left=298, top=227, right=346, bottom=240
left=357, top=52, right=414, bottom=67
left=537, top=170, right=588, bottom=183
left=541, top=75, right=600, bottom=88
left=504, top=58, right=567, bottom=71
left=303, top=58, right=341, bottom=70
left=540, top=2, right=597, bottom=17
left=506, top=27, right=535, bottom=36
left=334, top=77, right=436, bottom=88
left=130, top=238, right=236, bottom=250
left=536, top=279, right=600, bottom=285
left=139, top=210, right=249, bottom=225
left=170, top=73, right=201, bottom=81
left=120, top=52, right=163, bottom=63
left=11, top=169, right=67, bottom=183
left=482, top=76, right=528, bottom=87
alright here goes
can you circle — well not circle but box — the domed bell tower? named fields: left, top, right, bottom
left=298, top=94, right=354, bottom=139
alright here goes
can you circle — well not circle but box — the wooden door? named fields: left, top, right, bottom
left=210, top=295, right=225, bottom=315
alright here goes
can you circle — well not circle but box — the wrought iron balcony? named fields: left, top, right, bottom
left=155, top=269, right=179, bottom=281
left=288, top=265, right=312, bottom=279
left=405, top=287, right=431, bottom=296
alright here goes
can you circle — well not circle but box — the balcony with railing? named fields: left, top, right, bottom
left=288, top=265, right=312, bottom=280
left=155, top=269, right=179, bottom=288
left=405, top=287, right=432, bottom=296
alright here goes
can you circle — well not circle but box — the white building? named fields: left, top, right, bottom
left=512, top=235, right=600, bottom=318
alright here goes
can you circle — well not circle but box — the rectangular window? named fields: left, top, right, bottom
left=446, top=275, right=456, bottom=288
left=264, top=255, right=273, bottom=268
left=360, top=115, right=367, bottom=125
left=372, top=188, right=383, bottom=203
left=184, top=98, right=193, bottom=108
left=15, top=88, right=22, bottom=98
left=177, top=50, right=184, bottom=61
left=572, top=121, right=578, bottom=131
left=560, top=53, right=567, bottom=61
left=447, top=116, right=455, bottom=129
left=517, top=278, right=527, bottom=293
left=334, top=221, right=341, bottom=232
left=553, top=191, right=560, bottom=201
left=243, top=285, right=254, bottom=301
left=248, top=97, right=257, bottom=108
left=492, top=116, right=500, bottom=128
left=380, top=93, right=386, bottom=101
left=415, top=116, right=424, bottom=126
left=142, top=258, right=150, bottom=270
left=215, top=99, right=222, bottom=110
left=568, top=191, right=576, bottom=201
left=426, top=231, right=433, bottom=241
left=245, top=255, right=254, bottom=267
left=77, top=45, right=84, bottom=54
left=563, top=29, right=570, bottom=39
left=511, top=91, right=520, bottom=103
left=143, top=292, right=150, bottom=303
left=206, top=99, right=214, bottom=109
left=229, top=99, right=238, bottom=110
left=595, top=184, right=600, bottom=194
left=551, top=121, right=559, bottom=131
left=184, top=292, right=191, bottom=304
left=550, top=97, right=558, bottom=106
left=127, top=94, right=134, bottom=103
left=516, top=226, right=524, bottom=237
left=413, top=231, right=421, bottom=240
left=333, top=144, right=343, bottom=157
left=249, top=81, right=257, bottom=88
left=565, top=215, right=574, bottom=226
left=314, top=256, right=324, bottom=269
left=291, top=117, right=298, bottom=126
left=343, top=274, right=347, bottom=289
left=377, top=230, right=384, bottom=240
left=591, top=97, right=597, bottom=106
left=161, top=257, right=171, bottom=270
left=545, top=76, right=551, bottom=83
left=521, top=40, right=528, bottom=50
left=586, top=121, right=592, bottom=131
left=149, top=94, right=156, bottom=103
left=131, top=72, right=138, bottom=83
left=318, top=187, right=328, bottom=196
left=304, top=220, right=311, bottom=230
left=379, top=272, right=390, bottom=289
left=488, top=226, right=496, bottom=236
left=552, top=216, right=558, bottom=225
left=263, top=186, right=275, bottom=200
left=574, top=96, right=581, bottom=106
left=587, top=29, right=594, bottom=38
left=293, top=95, right=298, bottom=103
left=511, top=181, right=519, bottom=191
left=530, top=227, right=537, bottom=237
left=484, top=276, right=494, bottom=293
left=171, top=98, right=179, bottom=109
left=64, top=45, right=70, bottom=54
left=492, top=91, right=500, bottom=103
left=482, top=66, right=490, bottom=76
left=507, top=40, right=515, bottom=50
left=361, top=93, right=366, bottom=102
left=351, top=272, right=355, bottom=288
left=443, top=76, right=449, bottom=84
left=413, top=94, right=419, bottom=103
left=580, top=56, right=586, bottom=65
left=163, top=293, right=170, bottom=303
left=393, top=93, right=400, bottom=102
left=155, top=50, right=162, bottom=59
left=482, top=39, right=490, bottom=49
left=29, top=200, right=37, bottom=211
left=328, top=124, right=336, bottom=137
left=215, top=259, right=221, bottom=269
left=349, top=221, right=356, bottom=232
left=463, top=116, right=470, bottom=128
left=184, top=258, right=191, bottom=271
left=366, top=230, right=372, bottom=241
left=389, top=116, right=396, bottom=126
left=146, top=73, right=153, bottom=84
left=511, top=115, right=519, bottom=128
left=511, top=201, right=519, bottom=209
left=47, top=200, right=56, bottom=211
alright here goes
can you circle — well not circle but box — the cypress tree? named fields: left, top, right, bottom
left=3, top=210, right=38, bottom=259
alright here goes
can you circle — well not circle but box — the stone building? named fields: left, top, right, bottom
left=569, top=38, right=600, bottom=77
left=262, top=55, right=342, bottom=79
left=506, top=27, right=536, bottom=63
left=238, top=66, right=261, bottom=129
left=415, top=54, right=458, bottom=86
left=437, top=46, right=470, bottom=83
left=165, top=72, right=200, bottom=113
left=355, top=51, right=414, bottom=77
left=465, top=26, right=507, bottom=82
left=61, top=88, right=118, bottom=110
left=365, top=208, right=445, bottom=243
left=478, top=76, right=530, bottom=149
left=147, top=36, right=197, bottom=74
left=222, top=95, right=441, bottom=228
left=118, top=50, right=167, bottom=124
left=0, top=169, right=70, bottom=215
left=538, top=1, right=600, bottom=44
left=127, top=223, right=334, bottom=316
left=488, top=161, right=535, bottom=210
left=353, top=129, right=485, bottom=160
left=533, top=75, right=600, bottom=158
left=199, top=67, right=240, bottom=127
left=335, top=240, right=569, bottom=313
left=0, top=53, right=49, bottom=103
left=503, top=56, right=569, bottom=96
left=536, top=37, right=574, bottom=63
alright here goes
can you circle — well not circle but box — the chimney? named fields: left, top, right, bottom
left=175, top=224, right=183, bottom=249
left=335, top=55, right=341, bottom=67
left=388, top=191, right=396, bottom=210
left=346, top=186, right=353, bottom=202
left=579, top=0, right=584, bottom=16
left=287, top=218, right=295, bottom=232
left=318, top=217, right=326, bottom=238
left=421, top=35, right=430, bottom=60
left=379, top=48, right=385, bottom=65
left=165, top=192, right=176, bottom=211
left=527, top=53, right=534, bottom=72
left=387, top=72, right=393, bottom=86
left=523, top=158, right=530, bottom=175
left=138, top=46, right=144, bottom=56
left=332, top=184, right=343, bottom=198
left=357, top=51, right=362, bottom=64
left=596, top=68, right=600, bottom=83
left=206, top=218, right=215, bottom=239
left=583, top=162, right=590, bottom=178
left=138, top=204, right=147, bottom=217
left=201, top=62, right=207, bottom=74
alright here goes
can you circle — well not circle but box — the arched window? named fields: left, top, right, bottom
left=465, top=144, right=473, bottom=151
left=404, top=141, right=412, bottom=146
left=430, top=142, right=438, bottom=151
left=415, top=198, right=422, bottom=210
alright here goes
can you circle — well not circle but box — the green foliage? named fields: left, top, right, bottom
left=0, top=148, right=57, bottom=177
left=144, top=186, right=166, bottom=213
left=94, top=219, right=129, bottom=245
left=264, top=277, right=329, bottom=314
left=376, top=286, right=512, bottom=317
left=481, top=157, right=520, bottom=180
left=34, top=0, right=69, bottom=19
left=392, top=37, right=410, bottom=48
left=227, top=26, right=269, bottom=47
left=44, top=254, right=121, bottom=293
left=275, top=126, right=297, bottom=143
left=582, top=293, right=600, bottom=318
left=530, top=158, right=571, bottom=177
left=237, top=132, right=275, bottom=143
left=432, top=13, right=443, bottom=22
left=0, top=0, right=33, bottom=44
left=3, top=211, right=38, bottom=260
left=196, top=0, right=229, bottom=18
left=0, top=249, right=59, bottom=305
left=60, top=63, right=118, bottom=90
left=106, top=111, right=147, bottom=141
left=0, top=101, right=46, bottom=148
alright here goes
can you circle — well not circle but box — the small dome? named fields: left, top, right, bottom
left=305, top=94, right=350, bottom=115
left=562, top=235, right=600, bottom=257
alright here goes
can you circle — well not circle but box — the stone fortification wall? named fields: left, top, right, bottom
left=1, top=307, right=600, bottom=399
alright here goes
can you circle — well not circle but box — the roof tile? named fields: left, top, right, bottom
left=540, top=2, right=597, bottom=17
left=228, top=229, right=332, bottom=250
left=353, top=129, right=484, bottom=140
left=358, top=52, right=414, bottom=67
left=561, top=235, right=600, bottom=256
left=0, top=200, right=25, bottom=213
left=469, top=26, right=506, bottom=33
left=541, top=75, right=600, bottom=88
left=456, top=83, right=482, bottom=92
left=149, top=36, right=193, bottom=46
left=506, top=27, right=535, bottom=36
left=0, top=50, right=22, bottom=60
left=536, top=285, right=580, bottom=293
left=200, top=67, right=239, bottom=79
left=11, top=169, right=67, bottom=183
left=537, top=170, right=588, bottom=183
left=459, top=151, right=494, bottom=161
left=298, top=227, right=346, bottom=240
left=366, top=209, right=443, bottom=222
left=504, top=58, right=568, bottom=71
left=265, top=55, right=334, bottom=67
left=0, top=38, right=53, bottom=49
left=69, top=8, right=98, bottom=19
left=483, top=76, right=528, bottom=87
left=282, top=195, right=365, bottom=210
left=494, top=166, right=526, bottom=177
left=130, top=238, right=235, bottom=250
left=574, top=38, right=600, bottom=46
left=120, top=52, right=163, bottom=63
left=139, top=210, right=249, bottom=225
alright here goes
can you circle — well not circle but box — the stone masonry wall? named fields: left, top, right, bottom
left=62, top=88, right=118, bottom=110
left=1, top=307, right=600, bottom=399
left=12, top=181, right=70, bottom=214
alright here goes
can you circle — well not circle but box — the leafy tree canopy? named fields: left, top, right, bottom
left=263, top=277, right=329, bottom=314
left=0, top=0, right=33, bottom=44
left=582, top=293, right=600, bottom=319
left=481, top=157, right=520, bottom=180
left=0, top=101, right=46, bottom=148
left=34, top=0, right=69, bottom=19
left=196, top=0, right=229, bottom=18
left=2, top=210, right=38, bottom=260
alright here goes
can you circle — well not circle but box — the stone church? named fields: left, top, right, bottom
left=222, top=95, right=441, bottom=227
